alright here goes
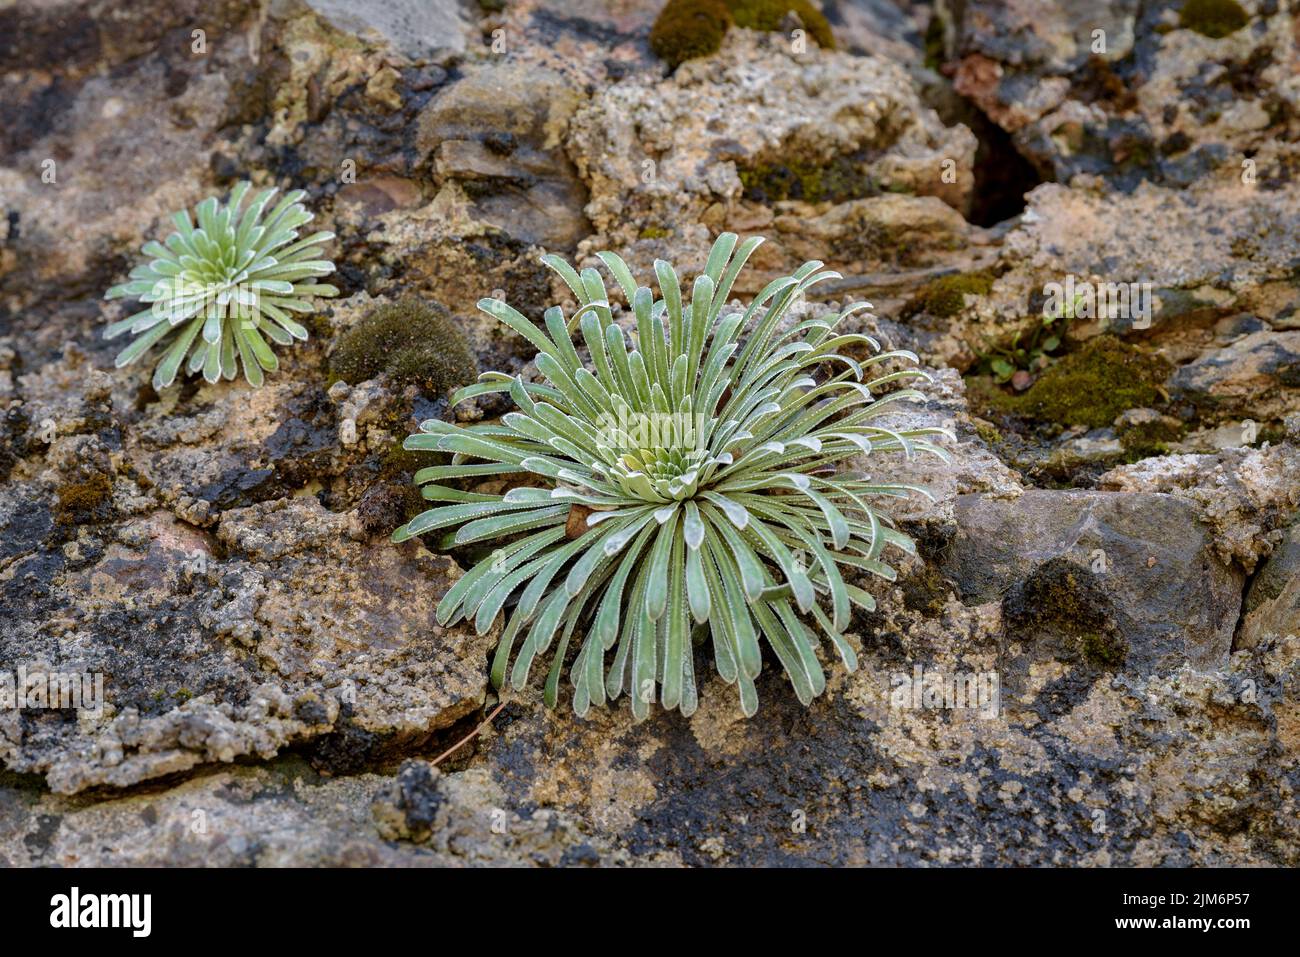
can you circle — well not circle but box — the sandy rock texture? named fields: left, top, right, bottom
left=1, top=0, right=1297, bottom=866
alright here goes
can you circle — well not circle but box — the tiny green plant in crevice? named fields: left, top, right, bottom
left=393, top=233, right=949, bottom=719
left=971, top=336, right=1170, bottom=429
left=978, top=289, right=1083, bottom=387
left=103, top=181, right=338, bottom=390
left=977, top=289, right=1081, bottom=387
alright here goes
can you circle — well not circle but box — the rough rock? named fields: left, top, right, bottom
left=3, top=0, right=1300, bottom=868
left=1, top=486, right=495, bottom=794
left=566, top=28, right=977, bottom=285
left=1241, top=521, right=1300, bottom=649
left=456, top=615, right=1299, bottom=866
left=940, top=490, right=1244, bottom=674
left=821, top=0, right=929, bottom=65
left=0, top=757, right=628, bottom=866
left=929, top=174, right=1300, bottom=429
left=1000, top=179, right=1300, bottom=331
left=1170, top=330, right=1300, bottom=421
left=1097, top=442, right=1300, bottom=571
left=483, top=0, right=661, bottom=88
left=416, top=60, right=592, bottom=250
left=946, top=0, right=1300, bottom=188
left=303, top=0, right=473, bottom=62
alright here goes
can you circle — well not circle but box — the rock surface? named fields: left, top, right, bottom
left=941, top=490, right=1243, bottom=674
left=567, top=27, right=978, bottom=285
left=304, top=0, right=473, bottom=62
left=945, top=0, right=1300, bottom=189
left=1241, top=521, right=1300, bottom=649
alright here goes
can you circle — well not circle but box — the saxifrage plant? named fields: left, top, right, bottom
left=393, top=233, right=948, bottom=719
left=980, top=289, right=1084, bottom=386
left=104, top=181, right=338, bottom=389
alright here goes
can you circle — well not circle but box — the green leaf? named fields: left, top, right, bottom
left=661, top=534, right=688, bottom=711
left=643, top=509, right=679, bottom=621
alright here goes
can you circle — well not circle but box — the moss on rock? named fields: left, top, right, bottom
left=728, top=0, right=835, bottom=50
left=649, top=0, right=732, bottom=69
left=1004, top=556, right=1127, bottom=669
left=330, top=299, right=478, bottom=398
left=650, top=0, right=835, bottom=70
left=900, top=562, right=950, bottom=617
left=972, top=418, right=1002, bottom=446
left=356, top=480, right=425, bottom=538
left=1117, top=414, right=1185, bottom=462
left=54, top=472, right=114, bottom=525
left=1079, top=629, right=1127, bottom=668
left=1179, top=0, right=1248, bottom=38
left=739, top=153, right=875, bottom=205
left=974, top=336, right=1170, bottom=429
left=909, top=270, right=994, bottom=319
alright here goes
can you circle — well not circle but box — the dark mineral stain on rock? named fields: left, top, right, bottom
left=21, top=813, right=62, bottom=859
left=0, top=495, right=54, bottom=562
left=265, top=391, right=338, bottom=490
left=303, top=717, right=385, bottom=777
left=385, top=760, right=445, bottom=843
left=1004, top=556, right=1128, bottom=670
left=197, top=467, right=280, bottom=513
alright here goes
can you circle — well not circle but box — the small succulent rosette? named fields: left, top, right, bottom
left=104, top=181, right=338, bottom=389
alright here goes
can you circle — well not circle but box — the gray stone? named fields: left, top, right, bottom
left=305, top=0, right=471, bottom=61
left=3, top=0, right=1300, bottom=870
left=417, top=61, right=592, bottom=250
left=1240, top=523, right=1300, bottom=648
left=948, top=0, right=1298, bottom=190
left=0, top=495, right=496, bottom=795
left=1169, top=330, right=1300, bottom=421
left=940, top=490, right=1244, bottom=674
left=565, top=27, right=977, bottom=286
left=0, top=757, right=623, bottom=867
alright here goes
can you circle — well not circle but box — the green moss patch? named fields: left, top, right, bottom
left=1004, top=556, right=1127, bottom=669
left=729, top=0, right=835, bottom=50
left=1118, top=418, right=1185, bottom=462
left=739, top=153, right=876, bottom=205
left=1179, top=0, right=1248, bottom=38
left=650, top=0, right=835, bottom=70
left=900, top=562, right=950, bottom=617
left=908, top=270, right=994, bottom=319
left=330, top=299, right=478, bottom=398
left=649, top=0, right=732, bottom=69
left=971, top=337, right=1170, bottom=429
